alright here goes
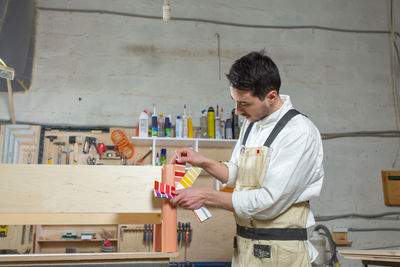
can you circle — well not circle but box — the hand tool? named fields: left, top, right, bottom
left=87, top=155, right=96, bottom=165
left=149, top=224, right=153, bottom=244
left=45, top=136, right=57, bottom=164
left=53, top=142, right=65, bottom=164
left=188, top=222, right=192, bottom=245
left=69, top=136, right=78, bottom=165
left=119, top=225, right=127, bottom=241
left=62, top=148, right=73, bottom=164
left=177, top=221, right=181, bottom=246
left=0, top=64, right=16, bottom=123
left=0, top=225, right=8, bottom=237
left=135, top=146, right=152, bottom=165
left=21, top=225, right=26, bottom=245
left=97, top=144, right=118, bottom=159
left=185, top=222, right=189, bottom=246
left=183, top=223, right=188, bottom=261
left=83, top=137, right=98, bottom=154
left=143, top=224, right=147, bottom=244
left=28, top=225, right=33, bottom=243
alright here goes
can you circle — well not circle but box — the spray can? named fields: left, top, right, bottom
left=225, top=119, right=233, bottom=139
left=207, top=107, right=215, bottom=138
left=220, top=107, right=225, bottom=139
left=152, top=105, right=158, bottom=137
left=215, top=105, right=221, bottom=139
left=232, top=108, right=239, bottom=139
left=200, top=109, right=208, bottom=138
left=138, top=110, right=149, bottom=137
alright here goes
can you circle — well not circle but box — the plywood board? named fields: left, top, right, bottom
left=339, top=250, right=400, bottom=263
left=0, top=252, right=178, bottom=265
left=0, top=164, right=162, bottom=221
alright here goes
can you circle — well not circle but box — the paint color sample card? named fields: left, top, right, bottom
left=154, top=181, right=175, bottom=199
left=176, top=167, right=201, bottom=189
left=174, top=161, right=186, bottom=187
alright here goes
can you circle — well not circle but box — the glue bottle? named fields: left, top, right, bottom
left=160, top=148, right=167, bottom=165
left=207, top=106, right=215, bottom=138
left=138, top=110, right=148, bottom=137
left=158, top=113, right=165, bottom=137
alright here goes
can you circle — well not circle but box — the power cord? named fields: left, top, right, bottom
left=313, top=224, right=340, bottom=267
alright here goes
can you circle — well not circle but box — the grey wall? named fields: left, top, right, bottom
left=1, top=0, right=400, bottom=266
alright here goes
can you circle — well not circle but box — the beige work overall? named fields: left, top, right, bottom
left=231, top=110, right=311, bottom=267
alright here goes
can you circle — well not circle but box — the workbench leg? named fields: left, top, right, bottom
left=153, top=164, right=177, bottom=252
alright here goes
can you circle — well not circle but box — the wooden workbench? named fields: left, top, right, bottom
left=0, top=252, right=178, bottom=266
left=0, top=164, right=178, bottom=264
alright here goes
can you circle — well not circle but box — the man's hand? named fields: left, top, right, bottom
left=170, top=147, right=208, bottom=168
left=171, top=187, right=208, bottom=210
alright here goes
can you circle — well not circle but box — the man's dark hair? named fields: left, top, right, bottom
left=226, top=50, right=281, bottom=100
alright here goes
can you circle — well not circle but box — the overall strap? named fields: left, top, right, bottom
left=264, top=109, right=301, bottom=147
left=241, top=122, right=254, bottom=146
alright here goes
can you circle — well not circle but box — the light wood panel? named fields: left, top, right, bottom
left=0, top=213, right=162, bottom=225
left=339, top=249, right=400, bottom=263
left=0, top=164, right=163, bottom=223
left=0, top=252, right=178, bottom=265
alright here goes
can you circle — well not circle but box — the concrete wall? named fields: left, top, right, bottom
left=1, top=0, right=400, bottom=265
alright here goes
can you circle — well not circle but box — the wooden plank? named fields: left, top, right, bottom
left=339, top=250, right=400, bottom=264
left=0, top=164, right=162, bottom=214
left=0, top=252, right=178, bottom=265
left=340, top=250, right=400, bottom=257
left=0, top=213, right=161, bottom=225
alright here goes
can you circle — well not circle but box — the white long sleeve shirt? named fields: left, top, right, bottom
left=224, top=95, right=324, bottom=228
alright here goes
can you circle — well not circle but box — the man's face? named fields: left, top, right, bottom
left=230, top=87, right=278, bottom=122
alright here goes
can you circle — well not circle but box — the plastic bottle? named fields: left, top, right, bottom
left=207, top=107, right=215, bottom=138
left=187, top=111, right=193, bottom=138
left=200, top=109, right=208, bottom=138
left=220, top=108, right=225, bottom=139
left=165, top=116, right=171, bottom=137
left=309, top=230, right=326, bottom=266
left=160, top=148, right=167, bottom=165
left=158, top=113, right=165, bottom=137
left=225, top=119, right=233, bottom=139
left=155, top=152, right=160, bottom=166
left=151, top=105, right=158, bottom=137
left=215, top=105, right=221, bottom=139
left=182, top=104, right=188, bottom=138
left=175, top=116, right=183, bottom=138
left=138, top=110, right=149, bottom=137
left=232, top=108, right=239, bottom=139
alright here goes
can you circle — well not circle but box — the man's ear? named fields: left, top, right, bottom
left=266, top=90, right=278, bottom=103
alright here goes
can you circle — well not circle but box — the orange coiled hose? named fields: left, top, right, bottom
left=111, top=130, right=135, bottom=159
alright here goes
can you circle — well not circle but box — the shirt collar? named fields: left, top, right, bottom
left=255, top=95, right=293, bottom=126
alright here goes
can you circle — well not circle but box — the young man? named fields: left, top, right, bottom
left=171, top=51, right=324, bottom=266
